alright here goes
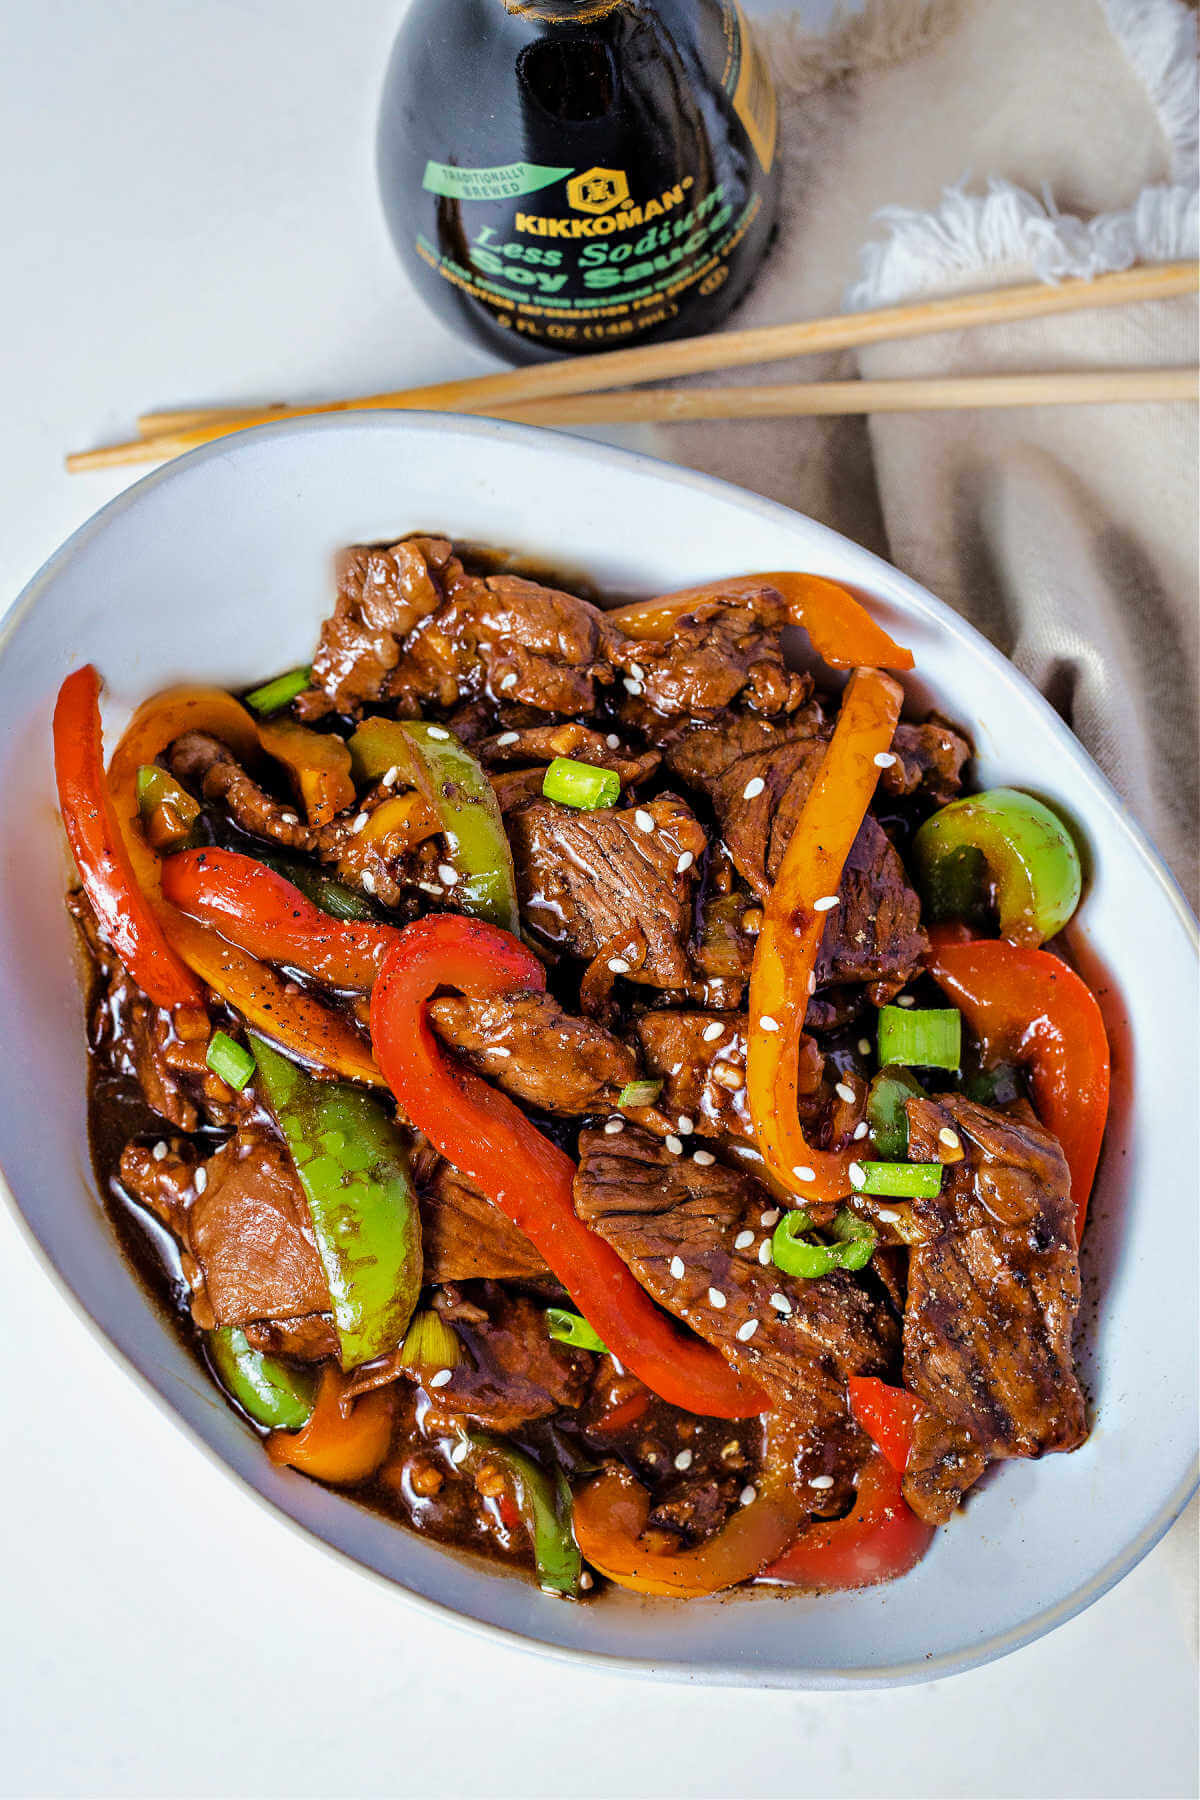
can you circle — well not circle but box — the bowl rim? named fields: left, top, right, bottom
left=1, top=408, right=1196, bottom=1691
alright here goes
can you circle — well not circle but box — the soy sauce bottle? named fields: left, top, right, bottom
left=376, top=0, right=780, bottom=363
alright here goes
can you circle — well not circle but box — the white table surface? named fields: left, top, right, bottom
left=1, top=4, right=1195, bottom=1796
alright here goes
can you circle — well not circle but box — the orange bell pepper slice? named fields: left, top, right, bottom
left=266, top=1366, right=393, bottom=1484
left=606, top=573, right=913, bottom=671
left=257, top=717, right=355, bottom=827
left=747, top=667, right=904, bottom=1204
left=925, top=930, right=1110, bottom=1240
left=53, top=666, right=204, bottom=1011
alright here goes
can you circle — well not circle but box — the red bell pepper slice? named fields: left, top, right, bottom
left=370, top=914, right=769, bottom=1420
left=762, top=1449, right=936, bottom=1590
left=925, top=930, right=1110, bottom=1240
left=53, top=665, right=204, bottom=1011
left=847, top=1375, right=925, bottom=1476
left=164, top=848, right=400, bottom=991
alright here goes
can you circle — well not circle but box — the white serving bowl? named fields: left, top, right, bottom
left=0, top=415, right=1195, bottom=1688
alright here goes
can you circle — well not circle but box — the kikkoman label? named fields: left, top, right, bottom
left=415, top=159, right=761, bottom=348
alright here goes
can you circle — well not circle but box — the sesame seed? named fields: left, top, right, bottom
left=939, top=1127, right=962, bottom=1150
left=742, top=776, right=765, bottom=800
left=607, top=957, right=631, bottom=974
left=623, top=678, right=643, bottom=696
left=807, top=972, right=816, bottom=995
left=280, top=811, right=299, bottom=826
left=579, top=1571, right=594, bottom=1591
left=499, top=671, right=518, bottom=691
left=630, top=663, right=645, bottom=680
left=758, top=1241, right=772, bottom=1265
left=496, top=731, right=520, bottom=746
left=675, top=850, right=694, bottom=874
left=382, top=765, right=400, bottom=788
left=669, top=1255, right=685, bottom=1279
left=677, top=1115, right=694, bottom=1134
left=708, top=1287, right=727, bottom=1309
left=810, top=1474, right=835, bottom=1490
left=877, top=1208, right=900, bottom=1222
left=193, top=1167, right=208, bottom=1194
left=489, top=1046, right=511, bottom=1058
left=692, top=1150, right=715, bottom=1166
left=665, top=1135, right=684, bottom=1156
left=418, top=882, right=443, bottom=897
left=759, top=1015, right=779, bottom=1032
left=438, top=864, right=459, bottom=887
left=897, top=994, right=915, bottom=1007
left=873, top=751, right=897, bottom=768
left=604, top=1118, right=625, bottom=1135
left=606, top=733, right=620, bottom=749
left=634, top=809, right=655, bottom=833
left=449, top=1440, right=470, bottom=1465
left=360, top=870, right=376, bottom=894
left=351, top=812, right=368, bottom=834
left=858, top=1038, right=872, bottom=1057
left=849, top=1162, right=866, bottom=1189
left=835, top=1081, right=856, bottom=1103
left=853, top=1121, right=869, bottom=1140
left=429, top=1368, right=452, bottom=1389
left=151, top=1141, right=167, bottom=1162
left=740, top=1484, right=757, bottom=1506
left=426, top=726, right=450, bottom=741
left=702, top=1022, right=725, bottom=1043
left=769, top=1292, right=792, bottom=1314
left=736, top=1318, right=759, bottom=1342
left=759, top=1209, right=780, bottom=1228
left=674, top=1448, right=694, bottom=1471
left=814, top=895, right=840, bottom=913
left=793, top=1165, right=816, bottom=1182
left=734, top=1229, right=755, bottom=1249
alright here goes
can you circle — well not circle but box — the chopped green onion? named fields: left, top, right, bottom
left=208, top=1327, right=317, bottom=1431
left=617, top=1078, right=662, bottom=1109
left=829, top=1206, right=878, bottom=1270
left=866, top=1066, right=926, bottom=1160
left=252, top=851, right=377, bottom=921
left=205, top=1030, right=256, bottom=1091
left=877, top=1006, right=961, bottom=1070
left=398, top=1308, right=462, bottom=1371
left=243, top=667, right=311, bottom=716
left=852, top=1161, right=944, bottom=1198
left=542, top=756, right=620, bottom=810
left=546, top=1307, right=609, bottom=1354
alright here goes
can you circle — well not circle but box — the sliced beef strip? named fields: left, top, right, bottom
left=428, top=988, right=638, bottom=1117
left=241, top=1315, right=340, bottom=1362
left=426, top=1282, right=590, bottom=1432
left=475, top=721, right=660, bottom=790
left=70, top=891, right=209, bottom=1131
left=420, top=1161, right=549, bottom=1283
left=900, top=1093, right=1087, bottom=1525
left=634, top=1010, right=753, bottom=1141
left=508, top=795, right=706, bottom=989
left=574, top=1125, right=897, bottom=1506
left=813, top=814, right=927, bottom=1001
left=121, top=1129, right=330, bottom=1332
left=879, top=719, right=971, bottom=805
left=312, top=535, right=613, bottom=718
left=607, top=592, right=810, bottom=720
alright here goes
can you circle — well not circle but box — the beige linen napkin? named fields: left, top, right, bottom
left=657, top=0, right=1198, bottom=902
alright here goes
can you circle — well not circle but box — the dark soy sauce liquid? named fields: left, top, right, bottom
left=376, top=0, right=780, bottom=363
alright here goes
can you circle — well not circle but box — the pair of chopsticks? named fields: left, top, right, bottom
left=66, top=261, right=1199, bottom=472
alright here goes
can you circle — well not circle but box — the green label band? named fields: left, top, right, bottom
left=422, top=160, right=573, bottom=201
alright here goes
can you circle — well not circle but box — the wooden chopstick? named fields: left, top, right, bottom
left=67, top=261, right=1198, bottom=471
left=68, top=371, right=1196, bottom=472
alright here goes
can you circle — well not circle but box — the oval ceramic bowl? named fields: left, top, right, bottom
left=0, top=415, right=1195, bottom=1688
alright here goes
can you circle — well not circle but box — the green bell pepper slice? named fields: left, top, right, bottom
left=467, top=1432, right=583, bottom=1598
left=348, top=718, right=519, bottom=934
left=208, top=1326, right=317, bottom=1430
left=913, top=787, right=1082, bottom=946
left=251, top=1036, right=422, bottom=1369
left=252, top=849, right=379, bottom=922
left=770, top=1206, right=877, bottom=1280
